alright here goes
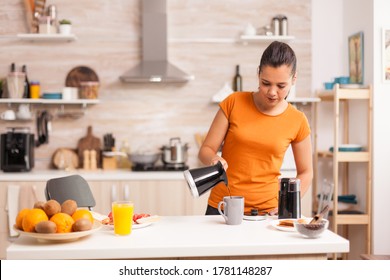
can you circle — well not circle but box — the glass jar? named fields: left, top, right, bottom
left=30, top=80, right=40, bottom=99
left=39, top=16, right=56, bottom=34
left=79, top=81, right=99, bottom=99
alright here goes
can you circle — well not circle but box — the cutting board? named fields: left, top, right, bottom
left=65, top=66, right=99, bottom=88
left=77, top=126, right=102, bottom=168
left=52, top=148, right=79, bottom=170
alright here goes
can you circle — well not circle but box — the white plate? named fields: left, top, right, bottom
left=243, top=215, right=267, bottom=221
left=104, top=221, right=153, bottom=230
left=269, top=219, right=298, bottom=232
left=13, top=220, right=102, bottom=242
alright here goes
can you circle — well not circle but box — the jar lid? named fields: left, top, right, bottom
left=30, top=80, right=40, bottom=85
left=79, top=81, right=99, bottom=86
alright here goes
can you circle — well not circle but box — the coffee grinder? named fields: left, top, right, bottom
left=278, top=177, right=301, bottom=219
left=183, top=161, right=228, bottom=198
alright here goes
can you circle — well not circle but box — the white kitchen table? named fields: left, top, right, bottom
left=7, top=216, right=349, bottom=260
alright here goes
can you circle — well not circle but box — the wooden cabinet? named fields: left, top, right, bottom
left=313, top=84, right=372, bottom=259
left=89, top=180, right=209, bottom=216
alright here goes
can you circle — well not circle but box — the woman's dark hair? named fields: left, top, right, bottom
left=258, top=41, right=297, bottom=76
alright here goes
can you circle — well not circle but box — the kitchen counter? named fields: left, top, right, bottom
left=6, top=215, right=349, bottom=260
left=0, top=169, right=297, bottom=182
left=0, top=169, right=185, bottom=182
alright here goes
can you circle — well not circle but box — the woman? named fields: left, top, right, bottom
left=199, top=41, right=313, bottom=215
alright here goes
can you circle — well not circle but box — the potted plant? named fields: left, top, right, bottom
left=59, top=19, right=72, bottom=35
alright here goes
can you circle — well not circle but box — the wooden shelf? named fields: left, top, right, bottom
left=0, top=98, right=99, bottom=107
left=170, top=35, right=295, bottom=44
left=17, top=33, right=77, bottom=42
left=317, top=86, right=370, bottom=101
left=317, top=151, right=370, bottom=162
left=313, top=84, right=372, bottom=259
left=238, top=35, right=295, bottom=43
left=336, top=214, right=370, bottom=225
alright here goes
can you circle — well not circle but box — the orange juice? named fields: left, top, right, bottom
left=112, top=201, right=134, bottom=235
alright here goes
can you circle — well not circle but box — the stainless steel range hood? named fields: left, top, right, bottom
left=120, top=0, right=194, bottom=83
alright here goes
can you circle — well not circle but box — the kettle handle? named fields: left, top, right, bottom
left=169, top=137, right=181, bottom=145
left=169, top=137, right=181, bottom=161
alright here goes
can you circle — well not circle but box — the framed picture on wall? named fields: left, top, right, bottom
left=348, top=31, right=364, bottom=84
left=382, top=28, right=390, bottom=83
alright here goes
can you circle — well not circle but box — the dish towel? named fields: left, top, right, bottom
left=6, top=185, right=38, bottom=237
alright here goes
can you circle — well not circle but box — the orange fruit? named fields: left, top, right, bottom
left=15, top=208, right=31, bottom=230
left=22, top=208, right=48, bottom=232
left=50, top=213, right=75, bottom=233
left=71, top=209, right=94, bottom=224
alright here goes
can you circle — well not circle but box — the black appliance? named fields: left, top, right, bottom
left=183, top=161, right=228, bottom=198
left=1, top=127, right=35, bottom=172
left=132, top=162, right=188, bottom=172
left=278, top=177, right=301, bottom=219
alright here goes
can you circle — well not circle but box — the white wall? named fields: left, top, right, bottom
left=312, top=0, right=390, bottom=255
left=372, top=0, right=390, bottom=255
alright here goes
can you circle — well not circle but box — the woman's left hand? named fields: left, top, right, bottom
left=268, top=207, right=278, bottom=216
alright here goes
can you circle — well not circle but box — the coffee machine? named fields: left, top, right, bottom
left=1, top=127, right=35, bottom=172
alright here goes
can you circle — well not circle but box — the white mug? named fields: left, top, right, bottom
left=218, top=196, right=244, bottom=225
left=16, top=104, right=31, bottom=119
left=62, top=87, right=78, bottom=100
left=1, top=109, right=16, bottom=120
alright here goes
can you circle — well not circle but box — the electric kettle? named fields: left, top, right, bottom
left=183, top=161, right=228, bottom=198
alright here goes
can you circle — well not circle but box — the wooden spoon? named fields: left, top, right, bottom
left=309, top=205, right=329, bottom=224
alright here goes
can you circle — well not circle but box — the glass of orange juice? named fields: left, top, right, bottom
left=112, top=201, right=134, bottom=235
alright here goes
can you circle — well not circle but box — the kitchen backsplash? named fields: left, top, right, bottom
left=0, top=0, right=312, bottom=169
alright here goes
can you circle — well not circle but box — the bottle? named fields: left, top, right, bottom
left=21, top=65, right=30, bottom=98
left=233, top=65, right=242, bottom=92
left=272, top=16, right=280, bottom=36
left=281, top=16, right=288, bottom=36
left=118, top=140, right=131, bottom=169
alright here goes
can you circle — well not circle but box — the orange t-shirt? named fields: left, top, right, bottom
left=208, top=92, right=311, bottom=213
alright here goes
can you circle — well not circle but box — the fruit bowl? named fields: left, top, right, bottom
left=13, top=220, right=102, bottom=243
left=293, top=219, right=329, bottom=238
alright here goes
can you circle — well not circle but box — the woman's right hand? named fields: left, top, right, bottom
left=211, top=155, right=228, bottom=170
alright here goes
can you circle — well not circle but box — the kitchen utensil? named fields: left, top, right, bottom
left=278, top=178, right=301, bottom=219
left=79, top=81, right=99, bottom=99
left=329, top=144, right=363, bottom=152
left=7, top=72, right=25, bottom=99
left=36, top=110, right=51, bottom=146
left=52, top=148, right=79, bottom=170
left=218, top=196, right=244, bottom=225
left=183, top=161, right=228, bottom=198
left=128, top=152, right=160, bottom=166
left=65, top=66, right=99, bottom=88
left=13, top=221, right=102, bottom=242
left=294, top=219, right=329, bottom=238
left=309, top=205, right=329, bottom=224
left=161, top=137, right=189, bottom=165
left=278, top=178, right=289, bottom=219
left=1, top=109, right=16, bottom=120
left=77, top=126, right=102, bottom=168
left=16, top=104, right=32, bottom=120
